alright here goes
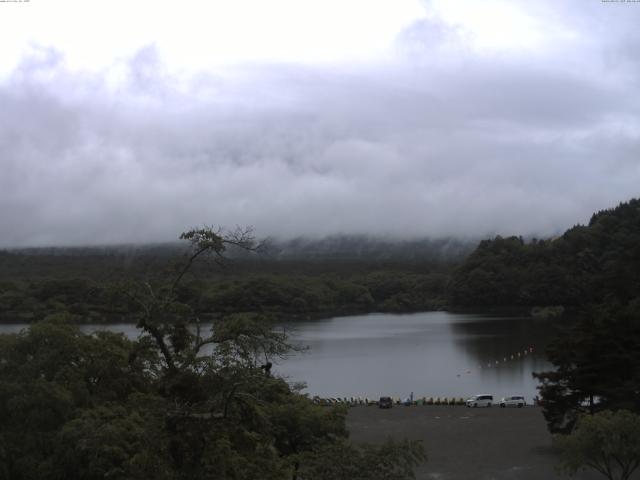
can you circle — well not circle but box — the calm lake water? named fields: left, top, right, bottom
left=277, top=312, right=554, bottom=402
left=0, top=311, right=554, bottom=402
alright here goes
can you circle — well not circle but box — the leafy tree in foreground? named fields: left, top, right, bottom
left=555, top=410, right=640, bottom=480
left=0, top=226, right=426, bottom=479
left=534, top=300, right=640, bottom=433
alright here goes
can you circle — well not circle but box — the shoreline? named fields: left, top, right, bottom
left=0, top=305, right=540, bottom=326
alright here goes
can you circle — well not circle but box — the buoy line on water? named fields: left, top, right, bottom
left=459, top=346, right=535, bottom=376
left=310, top=346, right=538, bottom=407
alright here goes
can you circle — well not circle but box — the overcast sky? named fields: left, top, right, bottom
left=1, top=0, right=639, bottom=247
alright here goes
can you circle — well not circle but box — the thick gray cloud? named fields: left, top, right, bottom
left=1, top=1, right=639, bottom=247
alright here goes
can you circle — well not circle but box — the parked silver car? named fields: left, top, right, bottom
left=500, top=395, right=526, bottom=408
left=466, top=394, right=493, bottom=407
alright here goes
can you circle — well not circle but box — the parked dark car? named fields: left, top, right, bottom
left=379, top=396, right=393, bottom=409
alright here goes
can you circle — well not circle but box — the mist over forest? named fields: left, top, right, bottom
left=2, top=2, right=640, bottom=480
left=2, top=0, right=640, bottom=247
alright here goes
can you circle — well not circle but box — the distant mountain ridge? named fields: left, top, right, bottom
left=261, top=235, right=475, bottom=263
left=1, top=235, right=476, bottom=265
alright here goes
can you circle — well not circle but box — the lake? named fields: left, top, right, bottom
left=276, top=311, right=554, bottom=402
left=0, top=311, right=554, bottom=403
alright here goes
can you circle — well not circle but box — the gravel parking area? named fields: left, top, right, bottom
left=347, top=405, right=603, bottom=480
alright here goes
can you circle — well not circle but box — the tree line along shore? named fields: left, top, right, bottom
left=2, top=199, right=639, bottom=325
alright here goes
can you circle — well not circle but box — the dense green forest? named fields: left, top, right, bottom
left=2, top=198, right=640, bottom=325
left=2, top=200, right=640, bottom=323
left=0, top=236, right=463, bottom=324
left=450, top=198, right=640, bottom=309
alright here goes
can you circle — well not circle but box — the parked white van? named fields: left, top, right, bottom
left=466, top=394, right=494, bottom=407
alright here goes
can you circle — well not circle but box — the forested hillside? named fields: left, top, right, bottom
left=3, top=199, right=639, bottom=321
left=0, top=236, right=461, bottom=324
left=450, top=198, right=640, bottom=308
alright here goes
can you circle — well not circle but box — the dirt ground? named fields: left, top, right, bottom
left=347, top=405, right=605, bottom=480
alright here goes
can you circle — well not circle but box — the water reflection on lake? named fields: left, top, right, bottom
left=0, top=311, right=554, bottom=402
left=276, top=312, right=554, bottom=402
